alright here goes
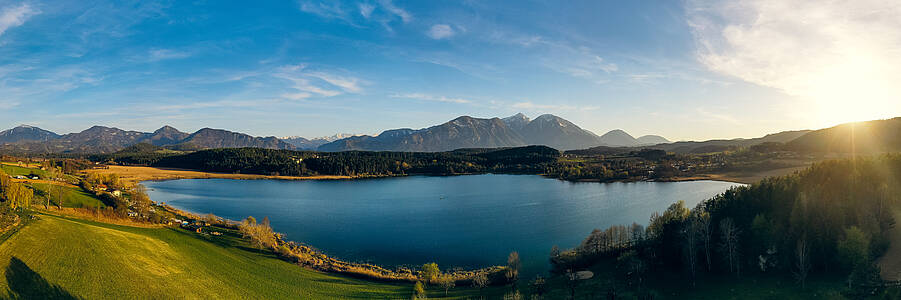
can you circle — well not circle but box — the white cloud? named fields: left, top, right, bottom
left=427, top=24, right=455, bottom=40
left=377, top=0, right=411, bottom=23
left=282, top=76, right=342, bottom=97
left=273, top=64, right=364, bottom=100
left=0, top=3, right=39, bottom=37
left=308, top=72, right=362, bottom=93
left=299, top=1, right=346, bottom=19
left=359, top=3, right=374, bottom=18
left=391, top=93, right=472, bottom=104
left=147, top=49, right=190, bottom=61
left=686, top=0, right=901, bottom=124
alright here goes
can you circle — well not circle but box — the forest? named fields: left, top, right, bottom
left=550, top=154, right=901, bottom=298
left=92, top=145, right=562, bottom=177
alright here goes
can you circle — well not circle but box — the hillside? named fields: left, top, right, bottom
left=0, top=213, right=439, bottom=299
left=786, top=118, right=901, bottom=153
left=645, top=130, right=812, bottom=154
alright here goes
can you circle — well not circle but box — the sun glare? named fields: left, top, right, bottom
left=802, top=50, right=901, bottom=128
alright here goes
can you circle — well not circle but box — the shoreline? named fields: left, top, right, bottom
left=91, top=164, right=795, bottom=186
left=84, top=165, right=359, bottom=184
left=158, top=204, right=507, bottom=284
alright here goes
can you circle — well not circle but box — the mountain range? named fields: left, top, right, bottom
left=0, top=125, right=293, bottom=154
left=2, top=116, right=899, bottom=155
left=318, top=113, right=670, bottom=152
left=0, top=114, right=674, bottom=153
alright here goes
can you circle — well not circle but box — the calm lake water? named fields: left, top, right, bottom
left=144, top=175, right=741, bottom=275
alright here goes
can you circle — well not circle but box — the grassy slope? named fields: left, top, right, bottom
left=0, top=164, right=78, bottom=182
left=0, top=213, right=418, bottom=299
left=25, top=183, right=106, bottom=208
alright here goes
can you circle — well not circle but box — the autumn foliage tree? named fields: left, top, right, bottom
left=239, top=216, right=278, bottom=249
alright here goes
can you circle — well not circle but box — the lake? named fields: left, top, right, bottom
left=144, top=175, right=742, bottom=276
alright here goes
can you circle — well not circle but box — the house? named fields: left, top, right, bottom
left=30, top=176, right=39, bottom=180
left=211, top=232, right=222, bottom=236
left=96, top=184, right=108, bottom=191
left=14, top=175, right=25, bottom=179
left=111, top=190, right=122, bottom=197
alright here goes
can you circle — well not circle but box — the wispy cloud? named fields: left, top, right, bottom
left=391, top=93, right=472, bottom=104
left=377, top=0, right=411, bottom=23
left=426, top=24, right=454, bottom=40
left=299, top=1, right=358, bottom=26
left=0, top=3, right=39, bottom=37
left=147, top=48, right=191, bottom=61
left=358, top=3, right=374, bottom=19
left=308, top=72, right=362, bottom=93
left=273, top=64, right=364, bottom=100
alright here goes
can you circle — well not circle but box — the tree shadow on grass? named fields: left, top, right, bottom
left=5, top=257, right=78, bottom=300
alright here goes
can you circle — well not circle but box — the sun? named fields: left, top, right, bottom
left=801, top=53, right=901, bottom=128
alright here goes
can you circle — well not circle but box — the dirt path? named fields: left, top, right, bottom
left=878, top=210, right=901, bottom=280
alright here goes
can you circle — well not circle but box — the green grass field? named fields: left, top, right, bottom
left=0, top=212, right=515, bottom=299
left=25, top=183, right=107, bottom=209
left=0, top=164, right=78, bottom=182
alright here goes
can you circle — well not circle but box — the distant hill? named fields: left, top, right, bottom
left=598, top=129, right=638, bottom=147
left=785, top=118, right=901, bottom=153
left=643, top=130, right=812, bottom=154
left=318, top=113, right=662, bottom=152
left=636, top=135, right=670, bottom=146
left=0, top=125, right=60, bottom=144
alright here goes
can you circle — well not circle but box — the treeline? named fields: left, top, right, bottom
left=553, top=154, right=901, bottom=297
left=94, top=145, right=561, bottom=177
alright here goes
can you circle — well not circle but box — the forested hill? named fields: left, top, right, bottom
left=97, top=145, right=561, bottom=177
left=555, top=154, right=901, bottom=297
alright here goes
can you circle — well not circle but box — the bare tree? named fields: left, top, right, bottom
left=697, top=212, right=713, bottom=271
left=795, top=237, right=811, bottom=289
left=683, top=213, right=701, bottom=286
left=437, top=274, right=455, bottom=296
left=506, top=251, right=522, bottom=285
left=472, top=272, right=489, bottom=300
left=46, top=166, right=60, bottom=208
left=719, top=218, right=741, bottom=277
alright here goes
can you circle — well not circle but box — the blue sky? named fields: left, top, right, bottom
left=0, top=0, right=899, bottom=141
